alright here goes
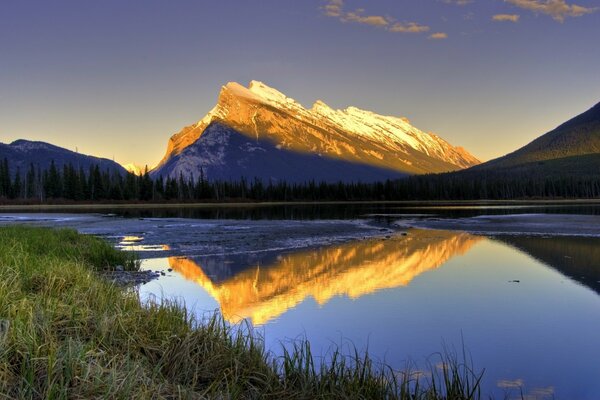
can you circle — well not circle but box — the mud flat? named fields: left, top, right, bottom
left=0, top=213, right=397, bottom=259
left=401, top=213, right=600, bottom=237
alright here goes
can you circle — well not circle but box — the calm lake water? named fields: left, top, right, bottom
left=3, top=203, right=600, bottom=399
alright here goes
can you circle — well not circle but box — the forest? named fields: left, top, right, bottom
left=2, top=158, right=600, bottom=203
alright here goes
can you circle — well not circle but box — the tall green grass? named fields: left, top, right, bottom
left=0, top=226, right=138, bottom=272
left=0, top=226, right=486, bottom=399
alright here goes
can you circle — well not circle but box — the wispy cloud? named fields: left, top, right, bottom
left=492, top=13, right=521, bottom=22
left=322, top=0, right=431, bottom=34
left=344, top=10, right=390, bottom=27
left=505, top=0, right=597, bottom=22
left=442, top=0, right=474, bottom=5
left=429, top=32, right=449, bottom=39
left=390, top=22, right=430, bottom=33
left=323, top=0, right=343, bottom=17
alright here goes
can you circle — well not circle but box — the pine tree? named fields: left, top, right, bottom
left=0, top=158, right=10, bottom=197
left=26, top=163, right=36, bottom=199
left=11, top=169, right=22, bottom=199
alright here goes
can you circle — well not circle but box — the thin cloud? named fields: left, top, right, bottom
left=344, top=10, right=390, bottom=27
left=322, top=1, right=393, bottom=27
left=322, top=0, right=431, bottom=35
left=429, top=32, right=449, bottom=39
left=323, top=0, right=343, bottom=17
left=492, top=13, right=521, bottom=22
left=505, top=0, right=597, bottom=22
left=390, top=22, right=430, bottom=33
left=442, top=0, right=474, bottom=5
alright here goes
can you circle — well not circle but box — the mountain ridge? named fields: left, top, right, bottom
left=153, top=81, right=480, bottom=181
left=475, top=101, right=600, bottom=170
left=0, top=139, right=127, bottom=175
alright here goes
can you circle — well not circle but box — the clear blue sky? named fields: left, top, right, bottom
left=1, top=0, right=598, bottom=166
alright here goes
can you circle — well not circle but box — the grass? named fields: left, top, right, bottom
left=0, top=226, right=487, bottom=399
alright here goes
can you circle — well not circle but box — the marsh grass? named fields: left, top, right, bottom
left=0, top=226, right=138, bottom=272
left=0, top=226, right=487, bottom=399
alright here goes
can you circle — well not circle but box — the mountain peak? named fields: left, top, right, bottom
left=123, top=163, right=146, bottom=176
left=555, top=100, right=600, bottom=131
left=311, top=99, right=332, bottom=112
left=248, top=80, right=285, bottom=99
left=221, top=82, right=263, bottom=103
left=11, top=139, right=48, bottom=147
left=155, top=80, right=480, bottom=177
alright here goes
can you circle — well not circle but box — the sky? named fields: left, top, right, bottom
left=1, top=0, right=599, bottom=167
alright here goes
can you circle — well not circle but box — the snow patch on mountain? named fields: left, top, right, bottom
left=155, top=81, right=480, bottom=177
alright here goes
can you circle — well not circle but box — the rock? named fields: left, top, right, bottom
left=115, top=265, right=124, bottom=272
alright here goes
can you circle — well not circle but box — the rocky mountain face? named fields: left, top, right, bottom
left=153, top=81, right=480, bottom=182
left=0, top=139, right=127, bottom=175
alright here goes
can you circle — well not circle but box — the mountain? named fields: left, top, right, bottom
left=152, top=81, right=479, bottom=182
left=475, top=101, right=600, bottom=171
left=0, top=139, right=127, bottom=175
left=396, top=101, right=600, bottom=200
left=123, top=163, right=146, bottom=176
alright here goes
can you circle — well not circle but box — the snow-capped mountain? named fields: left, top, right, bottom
left=153, top=81, right=480, bottom=182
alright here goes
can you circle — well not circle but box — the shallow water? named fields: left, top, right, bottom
left=137, top=229, right=600, bottom=399
left=2, top=205, right=600, bottom=398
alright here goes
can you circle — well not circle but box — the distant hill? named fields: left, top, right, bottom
left=476, top=101, right=600, bottom=170
left=394, top=101, right=600, bottom=199
left=0, top=139, right=127, bottom=175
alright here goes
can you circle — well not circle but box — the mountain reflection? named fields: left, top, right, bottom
left=495, top=236, right=600, bottom=294
left=168, top=230, right=482, bottom=325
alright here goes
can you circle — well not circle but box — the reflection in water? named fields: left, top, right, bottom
left=169, top=230, right=481, bottom=325
left=117, top=243, right=171, bottom=252
left=121, top=235, right=143, bottom=243
left=117, top=235, right=171, bottom=252
left=495, top=236, right=600, bottom=294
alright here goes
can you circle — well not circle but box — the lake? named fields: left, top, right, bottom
left=2, top=202, right=600, bottom=399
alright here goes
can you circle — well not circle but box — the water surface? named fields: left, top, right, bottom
left=2, top=205, right=600, bottom=398
left=139, top=228, right=600, bottom=400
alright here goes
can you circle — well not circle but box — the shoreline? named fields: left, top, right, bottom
left=2, top=198, right=600, bottom=211
left=400, top=213, right=600, bottom=237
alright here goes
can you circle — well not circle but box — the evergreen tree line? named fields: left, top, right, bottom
left=2, top=158, right=600, bottom=202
